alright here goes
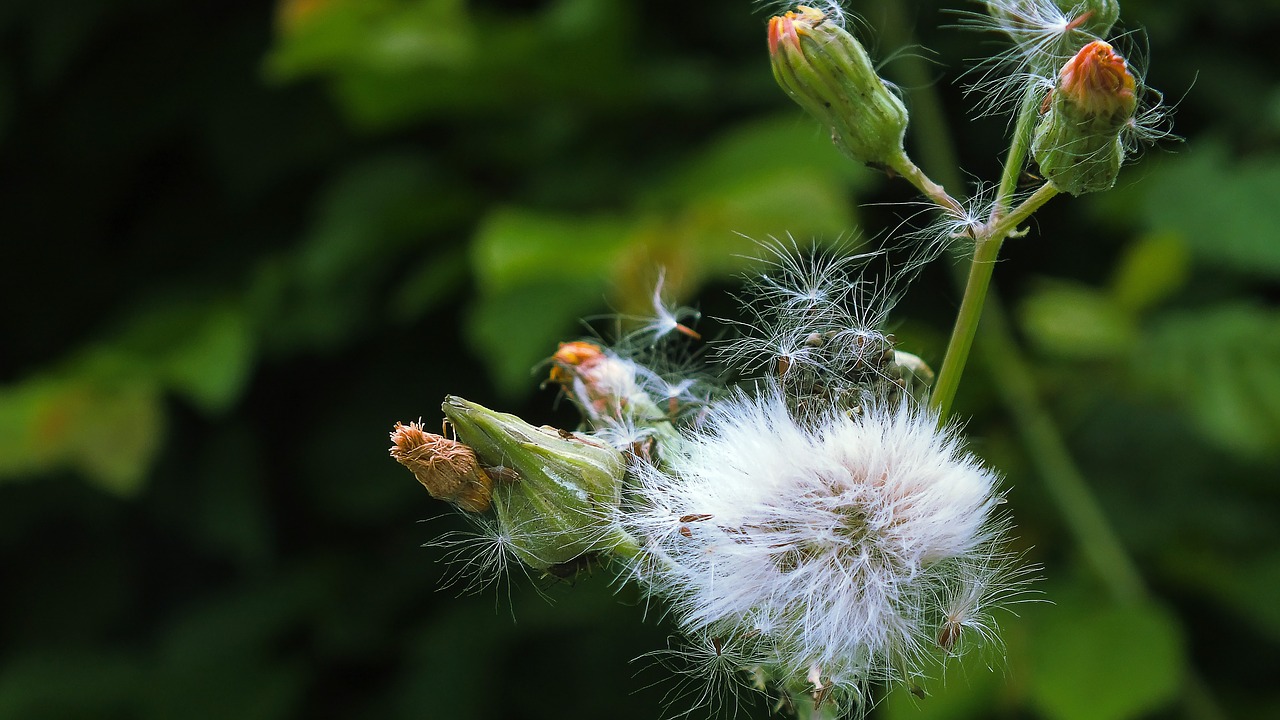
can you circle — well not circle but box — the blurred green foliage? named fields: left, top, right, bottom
left=1, top=0, right=1278, bottom=718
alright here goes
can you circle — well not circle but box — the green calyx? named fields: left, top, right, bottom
left=442, top=395, right=625, bottom=571
left=1031, top=40, right=1137, bottom=195
left=769, top=8, right=909, bottom=170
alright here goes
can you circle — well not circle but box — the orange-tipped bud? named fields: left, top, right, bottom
left=548, top=341, right=608, bottom=386
left=1057, top=40, right=1137, bottom=123
left=1031, top=40, right=1138, bottom=195
left=389, top=421, right=493, bottom=512
left=768, top=6, right=910, bottom=170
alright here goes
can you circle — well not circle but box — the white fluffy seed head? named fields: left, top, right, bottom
left=624, top=386, right=1022, bottom=711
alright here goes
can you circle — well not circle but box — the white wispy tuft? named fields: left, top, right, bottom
left=622, top=386, right=1030, bottom=714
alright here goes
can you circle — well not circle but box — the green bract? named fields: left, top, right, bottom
left=442, top=395, right=625, bottom=570
left=768, top=7, right=910, bottom=170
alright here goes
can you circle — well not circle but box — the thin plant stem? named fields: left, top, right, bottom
left=993, top=82, right=1044, bottom=218
left=873, top=4, right=1226, bottom=717
left=888, top=153, right=964, bottom=218
left=929, top=90, right=1057, bottom=423
left=929, top=232, right=1003, bottom=422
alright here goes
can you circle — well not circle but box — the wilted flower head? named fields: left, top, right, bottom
left=389, top=421, right=493, bottom=513
left=624, top=388, right=1023, bottom=713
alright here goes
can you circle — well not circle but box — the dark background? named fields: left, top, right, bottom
left=2, top=0, right=1279, bottom=718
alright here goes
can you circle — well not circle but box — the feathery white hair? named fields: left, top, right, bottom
left=624, top=386, right=1019, bottom=713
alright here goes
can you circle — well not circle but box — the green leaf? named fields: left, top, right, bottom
left=1140, top=304, right=1280, bottom=456
left=1165, top=551, right=1280, bottom=644
left=1140, top=141, right=1280, bottom=278
left=1108, top=232, right=1190, bottom=315
left=879, top=642, right=1007, bottom=720
left=0, top=373, right=163, bottom=495
left=467, top=209, right=633, bottom=396
left=653, top=115, right=875, bottom=204
left=1019, top=281, right=1136, bottom=360
left=117, top=301, right=255, bottom=415
left=471, top=208, right=633, bottom=292
left=267, top=0, right=474, bottom=81
left=1028, top=592, right=1184, bottom=720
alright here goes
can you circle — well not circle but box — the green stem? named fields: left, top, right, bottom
left=930, top=87, right=1054, bottom=424
left=873, top=5, right=1226, bottom=717
left=989, top=181, right=1060, bottom=238
left=994, top=82, right=1045, bottom=219
left=888, top=153, right=964, bottom=218
left=929, top=234, right=1002, bottom=422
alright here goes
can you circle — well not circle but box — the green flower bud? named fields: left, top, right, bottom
left=985, top=1, right=1120, bottom=46
left=768, top=6, right=909, bottom=170
left=1031, top=40, right=1137, bottom=195
left=983, top=1, right=1121, bottom=77
left=442, top=396, right=625, bottom=570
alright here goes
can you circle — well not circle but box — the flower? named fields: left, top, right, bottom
left=441, top=396, right=628, bottom=571
left=767, top=5, right=911, bottom=170
left=1031, top=39, right=1139, bottom=194
left=623, top=387, right=1023, bottom=713
left=389, top=421, right=493, bottom=513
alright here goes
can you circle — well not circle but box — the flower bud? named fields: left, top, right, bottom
left=549, top=341, right=631, bottom=420
left=442, top=395, right=625, bottom=570
left=768, top=6, right=910, bottom=170
left=389, top=421, right=493, bottom=512
left=986, top=1, right=1120, bottom=42
left=1031, top=40, right=1137, bottom=195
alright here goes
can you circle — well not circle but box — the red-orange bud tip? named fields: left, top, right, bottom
left=1059, top=40, right=1137, bottom=119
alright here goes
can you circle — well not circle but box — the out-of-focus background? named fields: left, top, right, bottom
left=2, top=0, right=1278, bottom=718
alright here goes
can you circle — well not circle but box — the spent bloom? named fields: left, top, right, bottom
left=624, top=387, right=1019, bottom=714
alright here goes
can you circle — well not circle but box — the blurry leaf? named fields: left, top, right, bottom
left=1028, top=592, right=1184, bottom=720
left=1108, top=232, right=1190, bottom=315
left=119, top=301, right=255, bottom=414
left=468, top=281, right=614, bottom=398
left=471, top=208, right=632, bottom=292
left=467, top=209, right=633, bottom=395
left=0, top=651, right=142, bottom=719
left=653, top=115, right=874, bottom=204
left=253, top=153, right=447, bottom=353
left=879, top=644, right=1006, bottom=720
left=1140, top=304, right=1280, bottom=456
left=298, top=153, right=440, bottom=291
left=1019, top=281, right=1136, bottom=360
left=0, top=372, right=163, bottom=495
left=0, top=294, right=257, bottom=492
left=69, top=378, right=165, bottom=495
left=649, top=115, right=869, bottom=280
left=1166, top=551, right=1280, bottom=644
left=389, top=250, right=467, bottom=323
left=1140, top=141, right=1280, bottom=278
left=269, top=0, right=474, bottom=80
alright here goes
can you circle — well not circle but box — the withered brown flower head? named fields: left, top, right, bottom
left=389, top=421, right=493, bottom=513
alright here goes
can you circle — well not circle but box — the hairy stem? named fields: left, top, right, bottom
left=929, top=85, right=1054, bottom=423
left=993, top=82, right=1045, bottom=219
left=874, top=4, right=1225, bottom=717
left=888, top=153, right=964, bottom=218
